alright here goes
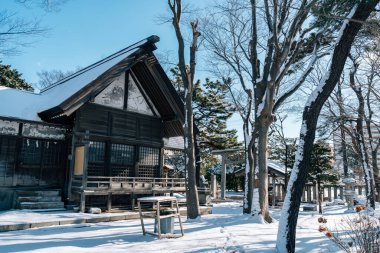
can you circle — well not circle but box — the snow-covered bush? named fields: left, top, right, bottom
left=321, top=213, right=380, bottom=252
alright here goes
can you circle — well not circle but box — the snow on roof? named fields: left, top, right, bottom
left=228, top=159, right=286, bottom=176
left=0, top=87, right=42, bottom=122
left=163, top=136, right=184, bottom=150
left=0, top=38, right=149, bottom=122
left=268, top=160, right=286, bottom=175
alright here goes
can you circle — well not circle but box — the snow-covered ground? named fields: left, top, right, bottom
left=0, top=201, right=357, bottom=253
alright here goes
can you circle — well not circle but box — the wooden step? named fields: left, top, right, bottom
left=20, top=201, right=65, bottom=209
left=16, top=190, right=60, bottom=197
left=18, top=196, right=62, bottom=202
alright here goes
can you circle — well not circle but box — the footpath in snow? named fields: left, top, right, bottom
left=0, top=201, right=350, bottom=253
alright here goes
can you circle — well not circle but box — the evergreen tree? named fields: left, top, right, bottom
left=0, top=62, right=33, bottom=91
left=269, top=136, right=297, bottom=170
left=170, top=67, right=240, bottom=174
left=308, top=141, right=339, bottom=214
left=193, top=78, right=239, bottom=149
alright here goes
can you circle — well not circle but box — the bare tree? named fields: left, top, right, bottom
left=203, top=0, right=323, bottom=221
left=348, top=56, right=376, bottom=208
left=276, top=1, right=379, bottom=252
left=168, top=0, right=200, bottom=219
left=0, top=0, right=66, bottom=56
left=324, top=38, right=380, bottom=207
left=202, top=0, right=256, bottom=215
left=37, top=67, right=80, bottom=89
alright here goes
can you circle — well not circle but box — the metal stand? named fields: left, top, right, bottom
left=138, top=196, right=184, bottom=239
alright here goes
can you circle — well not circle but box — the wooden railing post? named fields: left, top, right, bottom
left=80, top=131, right=90, bottom=213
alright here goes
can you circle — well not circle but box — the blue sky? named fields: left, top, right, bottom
left=3, top=0, right=213, bottom=84
left=2, top=0, right=301, bottom=139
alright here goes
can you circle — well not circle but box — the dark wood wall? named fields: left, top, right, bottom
left=76, top=103, right=162, bottom=146
left=0, top=135, right=67, bottom=188
left=74, top=103, right=164, bottom=178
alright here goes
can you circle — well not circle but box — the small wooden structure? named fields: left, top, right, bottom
left=211, top=148, right=241, bottom=199
left=137, top=196, right=184, bottom=239
left=211, top=149, right=287, bottom=203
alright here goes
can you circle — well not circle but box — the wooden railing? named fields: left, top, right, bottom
left=72, top=176, right=186, bottom=192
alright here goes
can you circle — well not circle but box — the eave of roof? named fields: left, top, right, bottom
left=38, top=36, right=160, bottom=121
left=0, top=35, right=188, bottom=139
left=0, top=36, right=161, bottom=123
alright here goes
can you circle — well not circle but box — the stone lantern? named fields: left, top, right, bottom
left=343, top=174, right=356, bottom=211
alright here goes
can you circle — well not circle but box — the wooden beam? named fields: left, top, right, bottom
left=221, top=154, right=227, bottom=200
left=211, top=148, right=243, bottom=154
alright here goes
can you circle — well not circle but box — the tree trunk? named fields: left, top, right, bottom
left=243, top=125, right=255, bottom=214
left=276, top=2, right=378, bottom=252
left=184, top=97, right=200, bottom=218
left=258, top=122, right=272, bottom=222
left=371, top=150, right=379, bottom=201
left=350, top=67, right=376, bottom=209
left=194, top=132, right=201, bottom=187
left=356, top=126, right=375, bottom=208
left=317, top=180, right=323, bottom=214
left=168, top=0, right=201, bottom=219
left=337, top=82, right=349, bottom=177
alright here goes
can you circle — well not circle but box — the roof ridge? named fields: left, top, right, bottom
left=40, top=35, right=159, bottom=93
left=0, top=85, right=39, bottom=95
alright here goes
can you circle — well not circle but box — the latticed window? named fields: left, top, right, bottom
left=139, top=146, right=159, bottom=165
left=21, top=139, right=41, bottom=164
left=88, top=141, right=105, bottom=162
left=42, top=141, right=61, bottom=166
left=138, top=146, right=160, bottom=178
left=110, top=143, right=134, bottom=177
left=88, top=141, right=106, bottom=176
left=111, top=144, right=134, bottom=165
left=19, top=138, right=63, bottom=186
left=0, top=136, right=16, bottom=186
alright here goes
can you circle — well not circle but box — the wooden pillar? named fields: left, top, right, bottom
left=67, top=134, right=76, bottom=202
left=221, top=154, right=226, bottom=200
left=307, top=186, right=312, bottom=203
left=272, top=175, right=276, bottom=206
left=334, top=187, right=338, bottom=200
left=211, top=174, right=217, bottom=198
left=327, top=186, right=332, bottom=201
left=340, top=187, right=344, bottom=200
left=301, top=188, right=306, bottom=202
left=80, top=132, right=90, bottom=213
left=107, top=193, right=112, bottom=211
left=131, top=193, right=135, bottom=210
left=358, top=186, right=362, bottom=195
left=80, top=192, right=86, bottom=213
left=313, top=184, right=317, bottom=201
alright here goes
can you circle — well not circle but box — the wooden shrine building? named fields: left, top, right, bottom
left=0, top=36, right=187, bottom=211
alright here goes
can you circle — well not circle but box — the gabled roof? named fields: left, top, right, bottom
left=0, top=36, right=185, bottom=136
left=232, top=160, right=286, bottom=177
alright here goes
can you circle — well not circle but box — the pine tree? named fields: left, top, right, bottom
left=193, top=78, right=239, bottom=150
left=308, top=141, right=339, bottom=214
left=170, top=67, right=240, bottom=174
left=0, top=62, right=33, bottom=91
